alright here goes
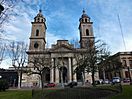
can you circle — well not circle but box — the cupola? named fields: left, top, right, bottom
left=34, top=10, right=46, bottom=23
left=79, top=9, right=90, bottom=23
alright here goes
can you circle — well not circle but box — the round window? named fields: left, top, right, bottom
left=34, top=42, right=39, bottom=48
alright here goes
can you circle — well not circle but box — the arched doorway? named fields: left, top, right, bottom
left=42, top=67, right=50, bottom=83
left=76, top=67, right=82, bottom=82
left=59, top=67, right=67, bottom=83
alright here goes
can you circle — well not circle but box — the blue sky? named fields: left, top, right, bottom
left=1, top=0, right=132, bottom=68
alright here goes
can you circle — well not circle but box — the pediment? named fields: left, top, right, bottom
left=51, top=44, right=74, bottom=52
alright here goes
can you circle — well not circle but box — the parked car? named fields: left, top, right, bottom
left=103, top=79, right=110, bottom=84
left=44, top=83, right=56, bottom=87
left=66, top=81, right=77, bottom=88
left=123, top=78, right=130, bottom=83
left=94, top=79, right=103, bottom=85
left=95, top=80, right=100, bottom=85
left=112, top=77, right=121, bottom=84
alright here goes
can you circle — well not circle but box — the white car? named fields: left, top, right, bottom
left=103, top=79, right=109, bottom=84
left=112, top=77, right=121, bottom=84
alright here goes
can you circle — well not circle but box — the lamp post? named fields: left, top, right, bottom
left=0, top=4, right=4, bottom=15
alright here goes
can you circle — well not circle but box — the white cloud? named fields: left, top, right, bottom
left=46, top=32, right=62, bottom=48
left=0, top=59, right=11, bottom=69
left=90, top=0, right=132, bottom=54
left=1, top=0, right=132, bottom=69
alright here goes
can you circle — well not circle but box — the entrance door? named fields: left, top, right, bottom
left=76, top=67, right=82, bottom=82
left=59, top=67, right=67, bottom=83
left=42, top=67, right=50, bottom=83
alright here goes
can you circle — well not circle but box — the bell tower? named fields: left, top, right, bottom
left=29, top=10, right=47, bottom=51
left=79, top=9, right=94, bottom=49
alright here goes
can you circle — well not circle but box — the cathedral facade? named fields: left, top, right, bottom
left=25, top=10, right=99, bottom=87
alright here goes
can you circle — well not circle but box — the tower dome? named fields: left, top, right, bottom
left=34, top=10, right=46, bottom=23
left=79, top=9, right=90, bottom=23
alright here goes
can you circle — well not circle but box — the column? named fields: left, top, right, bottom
left=53, top=58, right=56, bottom=82
left=50, top=58, right=54, bottom=83
left=73, top=67, right=77, bottom=82
left=68, top=57, right=72, bottom=82
left=55, top=58, right=59, bottom=83
left=55, top=67, right=59, bottom=83
left=73, top=58, right=77, bottom=82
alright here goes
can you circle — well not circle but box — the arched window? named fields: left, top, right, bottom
left=86, top=29, right=89, bottom=36
left=85, top=19, right=87, bottom=22
left=42, top=67, right=50, bottom=83
left=34, top=18, right=36, bottom=22
left=41, top=19, right=43, bottom=22
left=37, top=18, right=40, bottom=22
left=36, top=29, right=39, bottom=36
left=76, top=67, right=83, bottom=82
left=82, top=19, right=84, bottom=22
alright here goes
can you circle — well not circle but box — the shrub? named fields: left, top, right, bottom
left=0, top=79, right=9, bottom=91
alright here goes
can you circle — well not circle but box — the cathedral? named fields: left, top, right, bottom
left=24, top=9, right=99, bottom=87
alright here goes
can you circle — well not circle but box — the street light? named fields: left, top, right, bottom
left=0, top=75, right=2, bottom=79
left=0, top=4, right=4, bottom=15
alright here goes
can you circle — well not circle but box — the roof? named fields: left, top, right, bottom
left=81, top=9, right=90, bottom=19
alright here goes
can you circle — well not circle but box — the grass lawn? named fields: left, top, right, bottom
left=110, top=85, right=132, bottom=99
left=33, top=87, right=117, bottom=99
left=0, top=85, right=131, bottom=99
left=0, top=90, right=32, bottom=99
left=33, top=85, right=132, bottom=99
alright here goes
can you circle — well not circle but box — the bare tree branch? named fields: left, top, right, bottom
left=73, top=38, right=111, bottom=86
left=8, top=41, right=28, bottom=88
left=28, top=50, right=52, bottom=88
left=0, top=42, right=6, bottom=65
